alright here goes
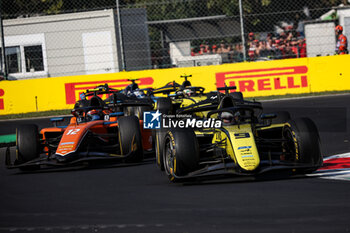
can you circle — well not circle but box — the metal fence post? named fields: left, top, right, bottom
left=239, top=0, right=247, bottom=62
left=0, top=0, right=8, bottom=80
left=116, top=0, right=125, bottom=71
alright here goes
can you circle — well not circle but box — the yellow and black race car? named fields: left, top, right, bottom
left=156, top=91, right=323, bottom=182
left=152, top=75, right=244, bottom=116
left=154, top=84, right=247, bottom=170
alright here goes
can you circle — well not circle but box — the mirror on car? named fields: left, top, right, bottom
left=260, top=113, right=276, bottom=120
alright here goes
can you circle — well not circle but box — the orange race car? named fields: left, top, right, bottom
left=6, top=85, right=153, bottom=171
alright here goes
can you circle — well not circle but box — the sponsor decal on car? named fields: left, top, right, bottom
left=234, top=133, right=250, bottom=139
left=60, top=142, right=75, bottom=145
left=238, top=146, right=252, bottom=150
left=143, top=111, right=222, bottom=129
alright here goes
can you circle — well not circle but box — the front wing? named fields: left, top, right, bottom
left=5, top=148, right=141, bottom=170
left=170, top=160, right=321, bottom=182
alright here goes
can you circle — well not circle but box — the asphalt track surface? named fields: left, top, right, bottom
left=1, top=94, right=350, bottom=233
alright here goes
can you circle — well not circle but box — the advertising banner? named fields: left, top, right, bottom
left=0, top=55, right=349, bottom=115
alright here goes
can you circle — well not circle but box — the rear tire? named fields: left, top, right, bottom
left=118, top=116, right=143, bottom=162
left=154, top=97, right=172, bottom=170
left=156, top=98, right=172, bottom=114
left=124, top=106, right=135, bottom=117
left=16, top=124, right=40, bottom=170
left=155, top=129, right=167, bottom=171
left=282, top=118, right=322, bottom=173
left=124, top=106, right=152, bottom=120
left=163, top=128, right=199, bottom=181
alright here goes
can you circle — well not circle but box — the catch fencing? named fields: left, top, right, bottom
left=0, top=0, right=347, bottom=79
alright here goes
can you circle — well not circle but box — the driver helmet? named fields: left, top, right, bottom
left=80, top=93, right=86, bottom=100
left=134, top=89, right=146, bottom=98
left=221, top=111, right=241, bottom=125
left=124, top=83, right=139, bottom=96
left=87, top=109, right=101, bottom=121
left=183, top=88, right=194, bottom=97
left=221, top=112, right=234, bottom=124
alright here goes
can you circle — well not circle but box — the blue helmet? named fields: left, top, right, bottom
left=134, top=89, right=146, bottom=98
left=87, top=109, right=101, bottom=121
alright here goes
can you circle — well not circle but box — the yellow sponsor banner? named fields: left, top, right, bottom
left=307, top=55, right=350, bottom=92
left=0, top=55, right=350, bottom=115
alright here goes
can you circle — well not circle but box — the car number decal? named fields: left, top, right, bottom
left=66, top=129, right=81, bottom=135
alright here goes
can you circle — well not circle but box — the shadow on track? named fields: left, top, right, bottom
left=179, top=170, right=318, bottom=186
left=4, top=146, right=156, bottom=175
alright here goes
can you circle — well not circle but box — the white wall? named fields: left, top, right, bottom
left=305, top=21, right=336, bottom=57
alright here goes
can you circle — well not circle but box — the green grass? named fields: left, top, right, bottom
left=0, top=109, right=71, bottom=120
left=0, top=90, right=350, bottom=120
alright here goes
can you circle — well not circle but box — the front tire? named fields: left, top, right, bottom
left=155, top=129, right=167, bottom=171
left=154, top=97, right=173, bottom=170
left=16, top=124, right=40, bottom=170
left=163, top=128, right=199, bottom=181
left=282, top=118, right=322, bottom=173
left=118, top=116, right=143, bottom=162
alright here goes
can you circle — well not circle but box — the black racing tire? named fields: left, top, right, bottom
left=124, top=106, right=152, bottom=120
left=271, top=111, right=291, bottom=124
left=156, top=97, right=172, bottom=114
left=124, top=106, right=135, bottom=117
left=118, top=116, right=143, bottom=162
left=155, top=129, right=167, bottom=171
left=282, top=117, right=322, bottom=173
left=163, top=128, right=199, bottom=181
left=135, top=105, right=152, bottom=120
left=230, top=92, right=243, bottom=100
left=16, top=124, right=40, bottom=170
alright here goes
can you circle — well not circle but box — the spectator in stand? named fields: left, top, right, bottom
left=227, top=44, right=234, bottom=62
left=217, top=41, right=227, bottom=54
left=211, top=44, right=218, bottom=54
left=233, top=43, right=244, bottom=62
left=247, top=32, right=255, bottom=59
left=335, top=25, right=348, bottom=55
left=298, top=38, right=307, bottom=57
left=291, top=38, right=299, bottom=57
left=247, top=32, right=255, bottom=44
left=271, top=39, right=282, bottom=59
left=257, top=40, right=271, bottom=59
left=218, top=41, right=230, bottom=62
left=279, top=31, right=286, bottom=41
left=248, top=39, right=258, bottom=61
left=243, top=24, right=308, bottom=61
left=198, top=44, right=206, bottom=55
left=266, top=37, right=273, bottom=51
left=204, top=42, right=211, bottom=54
left=276, top=39, right=286, bottom=58
left=266, top=33, right=273, bottom=41
left=191, top=46, right=196, bottom=56
left=284, top=40, right=297, bottom=59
